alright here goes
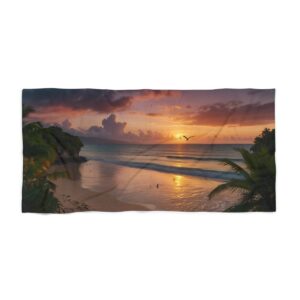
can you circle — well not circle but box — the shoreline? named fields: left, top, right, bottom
left=53, top=177, right=149, bottom=212
left=51, top=162, right=149, bottom=213
left=50, top=159, right=240, bottom=212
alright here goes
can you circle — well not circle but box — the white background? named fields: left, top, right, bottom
left=0, top=0, right=299, bottom=299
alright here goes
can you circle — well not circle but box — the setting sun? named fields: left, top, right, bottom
left=174, top=133, right=183, bottom=139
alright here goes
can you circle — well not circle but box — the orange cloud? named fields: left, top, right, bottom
left=176, top=101, right=275, bottom=127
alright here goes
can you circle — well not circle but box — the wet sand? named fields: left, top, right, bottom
left=51, top=163, right=148, bottom=212
left=50, top=161, right=240, bottom=212
left=53, top=177, right=148, bottom=212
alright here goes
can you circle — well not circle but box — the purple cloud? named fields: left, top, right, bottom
left=178, top=101, right=274, bottom=126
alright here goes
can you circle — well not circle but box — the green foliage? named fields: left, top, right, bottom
left=209, top=129, right=276, bottom=212
left=251, top=128, right=275, bottom=155
left=23, top=123, right=83, bottom=162
left=23, top=122, right=57, bottom=162
left=22, top=122, right=84, bottom=213
left=22, top=176, right=58, bottom=213
left=44, top=126, right=83, bottom=161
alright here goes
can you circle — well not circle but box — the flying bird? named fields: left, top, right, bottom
left=182, top=135, right=195, bottom=141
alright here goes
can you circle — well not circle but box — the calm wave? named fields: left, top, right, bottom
left=80, top=144, right=250, bottom=180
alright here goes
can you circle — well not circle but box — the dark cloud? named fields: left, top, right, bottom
left=179, top=101, right=275, bottom=126
left=22, top=89, right=181, bottom=116
left=87, top=114, right=127, bottom=137
left=22, top=89, right=132, bottom=113
left=126, top=89, right=180, bottom=101
left=245, top=89, right=275, bottom=97
left=82, top=114, right=169, bottom=143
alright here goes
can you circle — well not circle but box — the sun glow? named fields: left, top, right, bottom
left=174, top=133, right=183, bottom=139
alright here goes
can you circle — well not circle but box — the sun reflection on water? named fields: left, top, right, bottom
left=173, top=175, right=183, bottom=187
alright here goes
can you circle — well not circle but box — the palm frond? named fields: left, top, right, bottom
left=237, top=148, right=257, bottom=171
left=208, top=183, right=232, bottom=199
left=208, top=180, right=251, bottom=200
left=221, top=158, right=251, bottom=179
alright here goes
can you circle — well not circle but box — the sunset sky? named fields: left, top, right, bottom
left=23, top=89, right=275, bottom=144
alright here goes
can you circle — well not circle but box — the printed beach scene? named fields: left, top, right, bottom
left=22, top=89, right=275, bottom=213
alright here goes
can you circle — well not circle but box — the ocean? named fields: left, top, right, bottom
left=77, top=144, right=250, bottom=211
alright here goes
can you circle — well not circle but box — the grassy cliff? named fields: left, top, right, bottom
left=22, top=122, right=85, bottom=213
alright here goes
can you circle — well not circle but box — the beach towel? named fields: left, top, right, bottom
left=22, top=88, right=275, bottom=213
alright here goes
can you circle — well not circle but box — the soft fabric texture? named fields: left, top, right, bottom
left=22, top=89, right=275, bottom=213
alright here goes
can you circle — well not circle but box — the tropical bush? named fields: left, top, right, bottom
left=22, top=107, right=84, bottom=212
left=209, top=128, right=276, bottom=212
left=251, top=128, right=275, bottom=155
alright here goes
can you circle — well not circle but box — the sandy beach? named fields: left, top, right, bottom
left=50, top=160, right=240, bottom=212
left=51, top=163, right=148, bottom=212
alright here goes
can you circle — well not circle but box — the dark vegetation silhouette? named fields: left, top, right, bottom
left=22, top=105, right=85, bottom=212
left=209, top=128, right=276, bottom=212
left=251, top=128, right=275, bottom=155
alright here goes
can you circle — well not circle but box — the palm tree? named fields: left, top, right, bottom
left=208, top=148, right=275, bottom=212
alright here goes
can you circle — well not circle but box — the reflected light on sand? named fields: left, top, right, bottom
left=173, top=175, right=183, bottom=188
